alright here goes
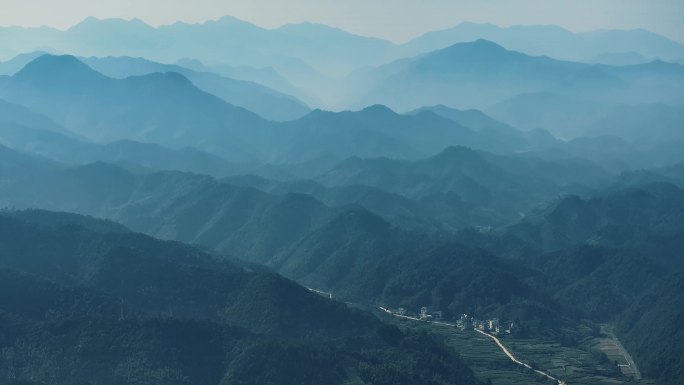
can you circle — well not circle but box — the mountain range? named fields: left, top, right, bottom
left=398, top=22, right=684, bottom=64
left=0, top=54, right=276, bottom=161
left=3, top=17, right=684, bottom=111
left=1, top=111, right=683, bottom=384
left=0, top=54, right=552, bottom=165
left=78, top=55, right=310, bottom=121
left=0, top=16, right=393, bottom=78
left=489, top=93, right=684, bottom=140
left=3, top=17, right=684, bottom=76
left=3, top=38, right=682, bottom=145
left=9, top=152, right=679, bottom=383
left=0, top=208, right=483, bottom=385
left=352, top=39, right=684, bottom=112
left=1, top=13, right=683, bottom=385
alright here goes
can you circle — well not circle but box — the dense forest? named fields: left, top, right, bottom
left=1, top=11, right=683, bottom=385
left=0, top=210, right=482, bottom=385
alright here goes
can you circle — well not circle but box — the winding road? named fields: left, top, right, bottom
left=380, top=306, right=566, bottom=385
left=474, top=329, right=565, bottom=385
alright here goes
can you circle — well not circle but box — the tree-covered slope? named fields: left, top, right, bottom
left=0, top=210, right=483, bottom=385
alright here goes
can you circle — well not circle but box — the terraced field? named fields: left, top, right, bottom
left=594, top=325, right=642, bottom=380
left=382, top=313, right=654, bottom=385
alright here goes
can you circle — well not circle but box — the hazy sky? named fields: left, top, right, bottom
left=1, top=0, right=683, bottom=43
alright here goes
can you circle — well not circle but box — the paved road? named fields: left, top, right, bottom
left=380, top=306, right=566, bottom=385
left=474, top=329, right=564, bottom=385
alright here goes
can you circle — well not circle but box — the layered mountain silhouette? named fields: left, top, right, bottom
left=0, top=55, right=550, bottom=165
left=0, top=16, right=394, bottom=78
left=490, top=92, right=684, bottom=141
left=0, top=55, right=274, bottom=161
left=1, top=14, right=683, bottom=385
left=80, top=55, right=310, bottom=121
left=4, top=17, right=684, bottom=113
left=354, top=39, right=684, bottom=111
left=4, top=17, right=684, bottom=77
left=1, top=122, right=683, bottom=385
left=317, top=146, right=608, bottom=225
left=175, top=58, right=309, bottom=103
left=0, top=143, right=615, bottom=260
left=408, top=105, right=555, bottom=149
left=398, top=22, right=684, bottom=64
left=0, top=98, right=268, bottom=176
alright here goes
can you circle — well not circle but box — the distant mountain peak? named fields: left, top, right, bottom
left=304, top=108, right=335, bottom=119
left=121, top=71, right=196, bottom=90
left=359, top=104, right=397, bottom=116
left=450, top=38, right=507, bottom=53
left=69, top=16, right=152, bottom=30
left=415, top=39, right=521, bottom=68
left=75, top=16, right=101, bottom=25
left=216, top=15, right=245, bottom=23
left=14, top=54, right=105, bottom=83
left=201, top=15, right=261, bottom=29
left=21, top=54, right=85, bottom=69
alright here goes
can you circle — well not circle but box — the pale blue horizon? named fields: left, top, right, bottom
left=1, top=0, right=683, bottom=44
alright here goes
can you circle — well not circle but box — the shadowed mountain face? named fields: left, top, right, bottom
left=7, top=150, right=682, bottom=349
left=317, top=146, right=609, bottom=225
left=0, top=210, right=373, bottom=337
left=500, top=182, right=684, bottom=262
left=616, top=274, right=684, bottom=384
left=0, top=147, right=338, bottom=262
left=0, top=210, right=483, bottom=385
left=0, top=143, right=616, bottom=248
left=459, top=183, right=684, bottom=381
left=12, top=141, right=678, bottom=347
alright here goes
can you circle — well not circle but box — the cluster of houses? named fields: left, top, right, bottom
left=420, top=306, right=442, bottom=321
left=391, top=307, right=513, bottom=335
left=395, top=306, right=444, bottom=321
left=458, top=314, right=499, bottom=333
left=457, top=314, right=513, bottom=335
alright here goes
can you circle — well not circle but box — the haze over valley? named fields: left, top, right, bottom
left=0, top=2, right=683, bottom=385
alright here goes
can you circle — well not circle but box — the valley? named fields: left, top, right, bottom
left=0, top=5, right=683, bottom=385
left=380, top=308, right=652, bottom=385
